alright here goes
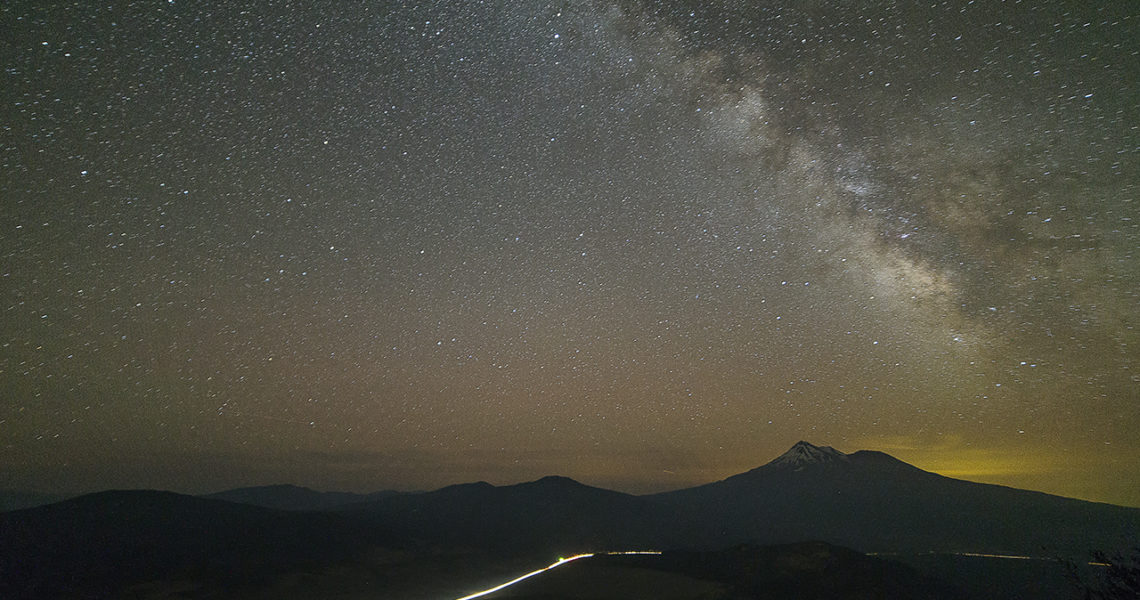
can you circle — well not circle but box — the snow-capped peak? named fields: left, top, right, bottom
left=767, top=441, right=849, bottom=470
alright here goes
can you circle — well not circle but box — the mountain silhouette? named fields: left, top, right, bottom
left=650, top=441, right=1139, bottom=555
left=3, top=442, right=1137, bottom=598
left=343, top=474, right=680, bottom=555
left=202, top=483, right=400, bottom=511
left=0, top=489, right=71, bottom=511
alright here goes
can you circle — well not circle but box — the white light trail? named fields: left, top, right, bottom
left=453, top=554, right=594, bottom=600
left=954, top=552, right=1034, bottom=560
left=868, top=550, right=1110, bottom=566
left=452, top=551, right=661, bottom=600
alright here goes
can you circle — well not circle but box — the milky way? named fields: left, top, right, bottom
left=3, top=1, right=1137, bottom=506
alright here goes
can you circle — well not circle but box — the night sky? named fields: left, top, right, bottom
left=3, top=1, right=1138, bottom=507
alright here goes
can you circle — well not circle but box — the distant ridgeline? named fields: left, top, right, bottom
left=2, top=442, right=1136, bottom=599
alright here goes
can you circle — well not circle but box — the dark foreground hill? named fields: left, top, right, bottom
left=478, top=542, right=968, bottom=600
left=0, top=491, right=393, bottom=599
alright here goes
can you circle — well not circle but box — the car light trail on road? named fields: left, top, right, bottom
left=868, top=551, right=1111, bottom=566
left=453, top=551, right=662, bottom=600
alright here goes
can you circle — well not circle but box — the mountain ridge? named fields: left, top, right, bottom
left=646, top=442, right=1139, bottom=555
left=202, top=483, right=400, bottom=511
left=8, top=443, right=1139, bottom=556
left=3, top=441, right=1137, bottom=599
left=9, top=442, right=1137, bottom=511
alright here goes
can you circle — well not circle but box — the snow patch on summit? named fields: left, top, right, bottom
left=768, top=441, right=849, bottom=471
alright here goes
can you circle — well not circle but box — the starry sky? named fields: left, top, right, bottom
left=3, top=1, right=1138, bottom=507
